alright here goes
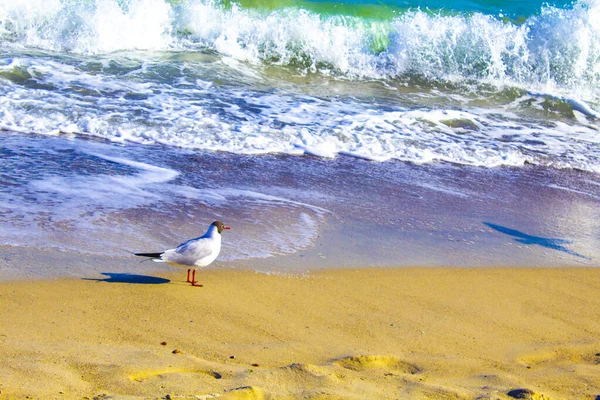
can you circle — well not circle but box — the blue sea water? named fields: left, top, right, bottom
left=0, top=0, right=599, bottom=277
left=307, top=0, right=573, bottom=19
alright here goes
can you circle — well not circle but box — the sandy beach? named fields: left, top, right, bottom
left=1, top=0, right=600, bottom=397
left=1, top=265, right=599, bottom=399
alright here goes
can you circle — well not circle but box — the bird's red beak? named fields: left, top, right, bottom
left=224, top=226, right=231, bottom=230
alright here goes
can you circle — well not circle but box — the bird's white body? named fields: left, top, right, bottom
left=159, top=224, right=222, bottom=268
left=135, top=221, right=230, bottom=286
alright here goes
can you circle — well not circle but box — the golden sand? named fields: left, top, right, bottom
left=0, top=267, right=599, bottom=399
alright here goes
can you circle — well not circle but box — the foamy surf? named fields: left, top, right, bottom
left=0, top=55, right=599, bottom=171
left=0, top=0, right=598, bottom=88
left=0, top=136, right=328, bottom=263
left=0, top=0, right=599, bottom=171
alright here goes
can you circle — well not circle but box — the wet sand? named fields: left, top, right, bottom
left=3, top=133, right=600, bottom=282
left=1, top=264, right=599, bottom=399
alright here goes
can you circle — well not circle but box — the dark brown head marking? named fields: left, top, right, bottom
left=212, top=221, right=231, bottom=234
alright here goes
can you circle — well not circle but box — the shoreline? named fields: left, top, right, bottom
left=3, top=133, right=600, bottom=280
left=1, top=266, right=599, bottom=399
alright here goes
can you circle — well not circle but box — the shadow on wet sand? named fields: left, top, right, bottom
left=83, top=272, right=170, bottom=284
left=484, top=222, right=589, bottom=260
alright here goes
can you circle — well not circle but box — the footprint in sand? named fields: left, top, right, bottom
left=221, top=386, right=268, bottom=400
left=513, top=346, right=600, bottom=400
left=507, top=388, right=553, bottom=400
left=277, top=362, right=344, bottom=386
left=333, top=355, right=420, bottom=375
left=518, top=345, right=600, bottom=368
left=128, top=368, right=228, bottom=383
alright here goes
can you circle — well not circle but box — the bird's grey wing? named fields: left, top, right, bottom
left=163, top=237, right=215, bottom=265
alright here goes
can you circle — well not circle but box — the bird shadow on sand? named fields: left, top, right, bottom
left=83, top=272, right=170, bottom=284
left=484, top=222, right=589, bottom=260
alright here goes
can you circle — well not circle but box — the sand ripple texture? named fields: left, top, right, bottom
left=0, top=267, right=599, bottom=399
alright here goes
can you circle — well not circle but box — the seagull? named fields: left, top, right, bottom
left=135, top=221, right=230, bottom=286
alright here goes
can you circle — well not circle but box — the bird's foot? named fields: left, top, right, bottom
left=188, top=270, right=202, bottom=286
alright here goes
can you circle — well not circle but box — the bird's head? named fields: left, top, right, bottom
left=212, top=221, right=231, bottom=234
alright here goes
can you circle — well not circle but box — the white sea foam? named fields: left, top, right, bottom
left=0, top=0, right=173, bottom=53
left=548, top=184, right=600, bottom=201
left=0, top=0, right=599, bottom=171
left=0, top=140, right=329, bottom=259
left=0, top=0, right=598, bottom=92
left=1, top=62, right=599, bottom=171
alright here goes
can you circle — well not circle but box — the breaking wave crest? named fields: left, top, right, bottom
left=0, top=0, right=599, bottom=97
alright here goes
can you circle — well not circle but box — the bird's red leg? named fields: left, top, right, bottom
left=190, top=270, right=203, bottom=287
left=187, top=269, right=191, bottom=283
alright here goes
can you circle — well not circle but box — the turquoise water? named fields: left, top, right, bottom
left=296, top=0, right=574, bottom=18
left=223, top=0, right=575, bottom=19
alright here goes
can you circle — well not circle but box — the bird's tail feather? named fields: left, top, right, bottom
left=134, top=252, right=163, bottom=258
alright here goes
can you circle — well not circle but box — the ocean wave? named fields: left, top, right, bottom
left=0, top=0, right=598, bottom=96
left=0, top=0, right=599, bottom=172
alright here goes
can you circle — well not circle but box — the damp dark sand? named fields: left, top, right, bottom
left=2, top=133, right=600, bottom=282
